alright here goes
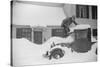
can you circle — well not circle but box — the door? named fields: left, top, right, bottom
left=34, top=31, right=42, bottom=44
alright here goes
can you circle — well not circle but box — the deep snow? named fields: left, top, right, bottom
left=12, top=35, right=97, bottom=66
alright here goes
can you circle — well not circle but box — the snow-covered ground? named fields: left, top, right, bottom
left=12, top=35, right=97, bottom=67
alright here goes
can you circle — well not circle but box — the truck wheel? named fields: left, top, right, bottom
left=53, top=54, right=61, bottom=59
left=53, top=50, right=64, bottom=59
left=49, top=48, right=65, bottom=60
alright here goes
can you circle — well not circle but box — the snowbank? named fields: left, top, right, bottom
left=12, top=36, right=97, bottom=66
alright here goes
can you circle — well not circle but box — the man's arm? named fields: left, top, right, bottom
left=73, top=21, right=78, bottom=25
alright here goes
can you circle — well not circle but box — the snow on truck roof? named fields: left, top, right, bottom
left=70, top=24, right=91, bottom=32
left=73, top=24, right=91, bottom=29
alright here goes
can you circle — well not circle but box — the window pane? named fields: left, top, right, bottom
left=92, top=6, right=97, bottom=19
left=76, top=5, right=89, bottom=18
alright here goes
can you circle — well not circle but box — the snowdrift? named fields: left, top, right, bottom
left=12, top=36, right=97, bottom=66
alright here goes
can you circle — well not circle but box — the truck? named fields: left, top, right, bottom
left=43, top=24, right=97, bottom=60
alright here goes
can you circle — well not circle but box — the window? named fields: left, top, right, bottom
left=92, top=29, right=97, bottom=36
left=92, top=6, right=97, bottom=19
left=76, top=5, right=89, bottom=18
left=52, top=29, right=65, bottom=37
left=16, top=28, right=32, bottom=41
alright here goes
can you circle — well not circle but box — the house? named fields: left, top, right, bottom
left=63, top=4, right=97, bottom=29
left=12, top=2, right=97, bottom=44
left=12, top=24, right=65, bottom=44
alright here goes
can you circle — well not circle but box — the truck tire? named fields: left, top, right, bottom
left=49, top=48, right=65, bottom=59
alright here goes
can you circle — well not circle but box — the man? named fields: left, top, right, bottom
left=61, top=16, right=78, bottom=36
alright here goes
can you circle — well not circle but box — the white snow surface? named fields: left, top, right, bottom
left=12, top=36, right=97, bottom=66
left=70, top=24, right=91, bottom=33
